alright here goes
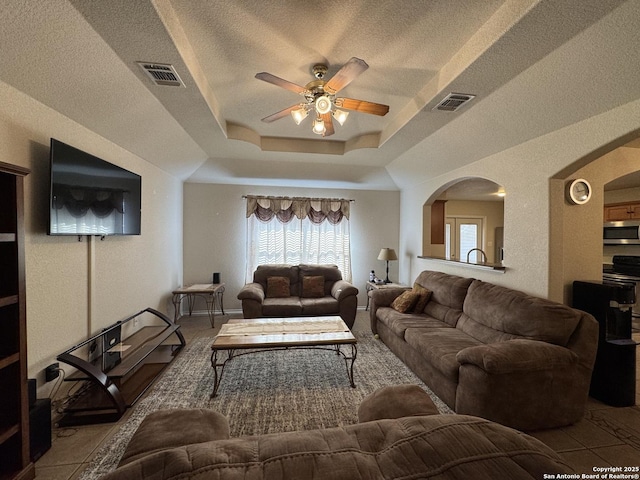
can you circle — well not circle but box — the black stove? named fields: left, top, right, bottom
left=610, top=255, right=640, bottom=277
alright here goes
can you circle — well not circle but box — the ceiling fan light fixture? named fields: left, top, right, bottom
left=312, top=117, right=326, bottom=135
left=315, top=95, right=332, bottom=115
left=332, top=109, right=349, bottom=126
left=291, top=107, right=308, bottom=125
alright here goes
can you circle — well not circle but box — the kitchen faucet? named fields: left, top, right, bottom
left=466, top=248, right=487, bottom=263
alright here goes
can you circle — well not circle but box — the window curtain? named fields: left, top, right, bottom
left=245, top=196, right=352, bottom=282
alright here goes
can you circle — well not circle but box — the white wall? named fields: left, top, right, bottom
left=0, top=80, right=183, bottom=391
left=183, top=183, right=400, bottom=311
left=391, top=97, right=640, bottom=302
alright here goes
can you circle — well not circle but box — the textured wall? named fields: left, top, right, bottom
left=394, top=96, right=640, bottom=302
left=0, top=80, right=183, bottom=388
left=182, top=183, right=400, bottom=311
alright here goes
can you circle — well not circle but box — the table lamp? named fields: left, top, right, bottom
left=377, top=248, right=398, bottom=283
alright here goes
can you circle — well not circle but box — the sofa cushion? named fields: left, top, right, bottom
left=119, top=409, right=230, bottom=467
left=411, top=283, right=432, bottom=313
left=255, top=264, right=300, bottom=296
left=300, top=297, right=339, bottom=316
left=266, top=276, right=290, bottom=297
left=404, top=327, right=483, bottom=380
left=262, top=297, right=302, bottom=316
left=377, top=307, right=448, bottom=337
left=302, top=275, right=325, bottom=298
left=357, top=385, right=438, bottom=422
left=414, top=271, right=473, bottom=326
left=299, top=264, right=342, bottom=295
left=459, top=280, right=581, bottom=346
left=391, top=290, right=419, bottom=313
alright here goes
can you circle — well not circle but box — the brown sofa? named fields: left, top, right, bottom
left=370, top=270, right=599, bottom=430
left=101, top=391, right=572, bottom=479
left=237, top=264, right=359, bottom=328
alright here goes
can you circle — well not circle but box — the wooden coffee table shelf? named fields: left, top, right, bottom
left=210, top=316, right=357, bottom=397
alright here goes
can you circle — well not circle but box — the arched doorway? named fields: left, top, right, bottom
left=424, top=178, right=504, bottom=265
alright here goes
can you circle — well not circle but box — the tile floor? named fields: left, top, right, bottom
left=33, top=313, right=640, bottom=479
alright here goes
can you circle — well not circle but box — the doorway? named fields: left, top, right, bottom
left=445, top=217, right=483, bottom=261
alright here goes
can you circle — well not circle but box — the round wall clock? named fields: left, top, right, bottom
left=566, top=178, right=592, bottom=205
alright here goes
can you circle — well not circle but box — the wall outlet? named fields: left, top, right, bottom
left=45, top=363, right=60, bottom=382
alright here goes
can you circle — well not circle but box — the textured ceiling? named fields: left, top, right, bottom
left=0, top=0, right=639, bottom=191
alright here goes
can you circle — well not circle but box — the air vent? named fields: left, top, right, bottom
left=433, top=93, right=475, bottom=111
left=137, top=62, right=185, bottom=87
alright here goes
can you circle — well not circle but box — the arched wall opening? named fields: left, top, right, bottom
left=422, top=177, right=504, bottom=266
left=549, top=132, right=640, bottom=304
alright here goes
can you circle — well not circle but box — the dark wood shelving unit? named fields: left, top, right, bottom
left=57, top=308, right=185, bottom=426
left=0, top=162, right=34, bottom=480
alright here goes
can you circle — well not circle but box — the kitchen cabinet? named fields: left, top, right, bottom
left=604, top=201, right=640, bottom=221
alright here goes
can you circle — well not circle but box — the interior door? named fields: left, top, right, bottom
left=446, top=217, right=483, bottom=261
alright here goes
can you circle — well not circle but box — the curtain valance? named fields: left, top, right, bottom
left=245, top=195, right=351, bottom=225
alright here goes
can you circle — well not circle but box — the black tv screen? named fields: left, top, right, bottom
left=48, top=139, right=141, bottom=236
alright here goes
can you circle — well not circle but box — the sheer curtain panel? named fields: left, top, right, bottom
left=245, top=196, right=352, bottom=282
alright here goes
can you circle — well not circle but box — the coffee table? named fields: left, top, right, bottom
left=210, top=316, right=357, bottom=397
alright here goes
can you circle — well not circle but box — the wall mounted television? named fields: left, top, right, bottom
left=48, top=138, right=141, bottom=236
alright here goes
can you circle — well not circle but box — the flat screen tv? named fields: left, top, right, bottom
left=48, top=138, right=141, bottom=236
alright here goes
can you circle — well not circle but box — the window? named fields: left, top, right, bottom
left=245, top=196, right=352, bottom=281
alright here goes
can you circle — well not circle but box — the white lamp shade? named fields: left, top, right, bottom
left=377, top=248, right=398, bottom=261
left=332, top=109, right=349, bottom=126
left=291, top=108, right=308, bottom=125
left=312, top=118, right=326, bottom=135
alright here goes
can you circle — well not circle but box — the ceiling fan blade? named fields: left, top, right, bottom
left=337, top=97, right=389, bottom=116
left=255, top=72, right=309, bottom=95
left=321, top=112, right=334, bottom=137
left=261, top=104, right=301, bottom=123
left=324, top=57, right=369, bottom=94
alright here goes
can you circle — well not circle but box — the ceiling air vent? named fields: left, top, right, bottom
left=433, top=93, right=475, bottom=112
left=137, top=62, right=185, bottom=87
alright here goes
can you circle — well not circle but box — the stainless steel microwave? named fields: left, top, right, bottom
left=604, top=220, right=640, bottom=245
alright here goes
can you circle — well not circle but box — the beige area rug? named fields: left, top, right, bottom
left=78, top=318, right=452, bottom=479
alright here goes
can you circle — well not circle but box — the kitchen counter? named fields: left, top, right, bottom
left=417, top=255, right=506, bottom=272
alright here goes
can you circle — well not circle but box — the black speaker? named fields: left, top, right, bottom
left=28, top=378, right=36, bottom=408
left=30, top=398, right=52, bottom=461
left=213, top=272, right=220, bottom=284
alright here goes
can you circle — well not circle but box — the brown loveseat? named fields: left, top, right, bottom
left=370, top=270, right=599, bottom=430
left=101, top=392, right=572, bottom=479
left=237, top=264, right=359, bottom=328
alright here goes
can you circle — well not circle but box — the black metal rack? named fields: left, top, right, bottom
left=57, top=308, right=185, bottom=426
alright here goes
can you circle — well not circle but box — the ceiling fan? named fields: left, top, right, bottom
left=255, top=57, right=389, bottom=137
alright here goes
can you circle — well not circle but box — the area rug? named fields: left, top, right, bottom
left=78, top=329, right=452, bottom=479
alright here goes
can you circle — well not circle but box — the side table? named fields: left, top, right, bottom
left=172, top=283, right=225, bottom=327
left=365, top=281, right=409, bottom=310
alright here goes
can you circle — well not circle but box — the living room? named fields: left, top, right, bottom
left=1, top=0, right=640, bottom=478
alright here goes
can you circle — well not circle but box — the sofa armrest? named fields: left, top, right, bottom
left=118, top=409, right=230, bottom=467
left=331, top=279, right=358, bottom=302
left=369, top=288, right=410, bottom=335
left=456, top=339, right=578, bottom=374
left=370, top=288, right=407, bottom=307
left=237, top=282, right=265, bottom=303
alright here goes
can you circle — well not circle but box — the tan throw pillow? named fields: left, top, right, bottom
left=266, top=276, right=290, bottom=297
left=391, top=290, right=419, bottom=313
left=302, top=275, right=325, bottom=298
left=412, top=283, right=433, bottom=313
